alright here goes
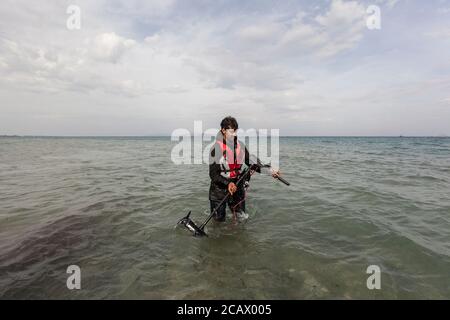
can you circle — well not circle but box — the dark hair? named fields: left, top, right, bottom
left=220, top=116, right=238, bottom=130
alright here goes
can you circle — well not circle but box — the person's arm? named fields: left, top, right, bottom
left=209, top=147, right=231, bottom=187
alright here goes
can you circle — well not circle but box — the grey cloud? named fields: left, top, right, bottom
left=0, top=33, right=141, bottom=96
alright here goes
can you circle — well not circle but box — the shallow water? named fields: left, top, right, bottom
left=1, top=136, right=450, bottom=299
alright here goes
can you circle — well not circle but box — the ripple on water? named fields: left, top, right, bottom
left=1, top=137, right=450, bottom=298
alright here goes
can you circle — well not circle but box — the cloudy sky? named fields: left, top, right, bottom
left=1, top=0, right=449, bottom=136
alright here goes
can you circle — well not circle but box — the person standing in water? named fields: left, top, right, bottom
left=209, top=116, right=279, bottom=222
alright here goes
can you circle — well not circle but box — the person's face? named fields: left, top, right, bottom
left=222, top=128, right=237, bottom=139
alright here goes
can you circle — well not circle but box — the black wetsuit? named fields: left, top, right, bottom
left=209, top=138, right=259, bottom=221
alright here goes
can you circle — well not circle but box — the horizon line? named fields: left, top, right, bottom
left=1, top=135, right=449, bottom=138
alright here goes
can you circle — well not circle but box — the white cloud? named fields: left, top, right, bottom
left=0, top=34, right=140, bottom=96
left=278, top=22, right=327, bottom=55
left=90, top=32, right=136, bottom=63
left=183, top=48, right=302, bottom=91
left=144, top=34, right=161, bottom=44
left=316, top=0, right=365, bottom=27
left=0, top=0, right=449, bottom=136
left=232, top=0, right=366, bottom=60
left=106, top=0, right=176, bottom=18
left=386, top=0, right=401, bottom=9
left=0, top=0, right=367, bottom=98
left=375, top=0, right=401, bottom=9
left=313, top=0, right=366, bottom=58
left=237, top=23, right=283, bottom=42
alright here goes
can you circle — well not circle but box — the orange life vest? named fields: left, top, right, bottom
left=216, top=139, right=244, bottom=179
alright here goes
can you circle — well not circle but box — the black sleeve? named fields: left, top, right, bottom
left=209, top=147, right=231, bottom=187
left=244, top=147, right=261, bottom=173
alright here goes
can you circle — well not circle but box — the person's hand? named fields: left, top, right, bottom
left=228, top=182, right=237, bottom=195
left=271, top=168, right=281, bottom=178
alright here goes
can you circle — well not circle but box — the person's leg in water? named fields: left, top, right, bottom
left=229, top=185, right=248, bottom=221
left=211, top=199, right=227, bottom=222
